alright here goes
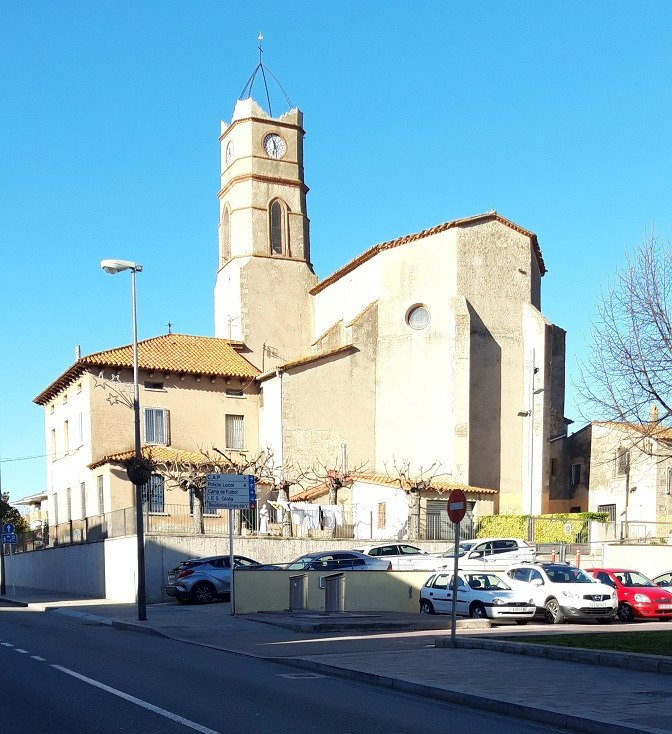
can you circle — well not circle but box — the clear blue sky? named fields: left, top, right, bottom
left=2, top=2, right=672, bottom=500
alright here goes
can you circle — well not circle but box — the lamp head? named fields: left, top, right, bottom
left=100, top=259, right=142, bottom=274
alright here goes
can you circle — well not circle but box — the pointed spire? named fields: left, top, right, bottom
left=238, top=33, right=292, bottom=116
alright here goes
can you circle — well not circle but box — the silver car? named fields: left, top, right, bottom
left=166, top=555, right=260, bottom=604
left=286, top=550, right=392, bottom=571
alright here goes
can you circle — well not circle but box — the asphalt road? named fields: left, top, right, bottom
left=0, top=601, right=569, bottom=734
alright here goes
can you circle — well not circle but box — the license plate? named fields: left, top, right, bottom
left=658, top=604, right=672, bottom=610
left=587, top=601, right=610, bottom=608
left=509, top=607, right=531, bottom=613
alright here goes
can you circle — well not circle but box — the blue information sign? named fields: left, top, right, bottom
left=2, top=523, right=15, bottom=534
left=1, top=533, right=17, bottom=544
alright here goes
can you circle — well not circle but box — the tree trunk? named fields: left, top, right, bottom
left=192, top=490, right=205, bottom=534
left=408, top=490, right=420, bottom=539
left=328, top=478, right=338, bottom=506
left=277, top=483, right=292, bottom=537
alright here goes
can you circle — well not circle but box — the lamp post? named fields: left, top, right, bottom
left=100, top=259, right=147, bottom=621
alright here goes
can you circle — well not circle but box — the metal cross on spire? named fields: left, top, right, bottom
left=239, top=32, right=292, bottom=117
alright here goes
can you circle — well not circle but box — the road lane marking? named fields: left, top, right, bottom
left=1, top=642, right=13, bottom=647
left=14, top=648, right=29, bottom=654
left=31, top=656, right=46, bottom=661
left=277, top=673, right=326, bottom=679
left=51, top=665, right=221, bottom=734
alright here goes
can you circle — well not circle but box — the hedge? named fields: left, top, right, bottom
left=476, top=513, right=610, bottom=544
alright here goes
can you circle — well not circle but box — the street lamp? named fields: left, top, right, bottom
left=100, top=258, right=147, bottom=621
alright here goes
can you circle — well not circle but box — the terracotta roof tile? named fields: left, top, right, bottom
left=310, top=211, right=545, bottom=295
left=290, top=473, right=498, bottom=501
left=89, top=445, right=212, bottom=470
left=34, top=333, right=259, bottom=404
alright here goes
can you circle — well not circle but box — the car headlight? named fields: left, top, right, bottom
left=492, top=597, right=504, bottom=605
left=634, top=593, right=651, bottom=603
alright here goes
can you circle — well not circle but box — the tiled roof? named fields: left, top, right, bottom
left=34, top=333, right=259, bottom=404
left=593, top=421, right=672, bottom=441
left=310, top=211, right=545, bottom=295
left=257, top=345, right=357, bottom=382
left=89, top=445, right=212, bottom=470
left=290, top=473, right=498, bottom=501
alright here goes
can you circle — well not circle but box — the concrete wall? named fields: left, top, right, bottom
left=602, top=543, right=672, bottom=579
left=1, top=536, right=137, bottom=601
left=234, top=569, right=434, bottom=614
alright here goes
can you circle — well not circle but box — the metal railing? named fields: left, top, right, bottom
left=621, top=520, right=672, bottom=543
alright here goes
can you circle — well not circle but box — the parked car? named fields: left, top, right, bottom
left=286, top=550, right=392, bottom=571
left=505, top=563, right=617, bottom=624
left=410, top=537, right=536, bottom=571
left=419, top=571, right=536, bottom=623
left=587, top=567, right=672, bottom=622
left=654, top=571, right=672, bottom=588
left=166, top=555, right=260, bottom=604
left=353, top=543, right=433, bottom=569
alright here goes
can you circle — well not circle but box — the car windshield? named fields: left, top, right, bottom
left=287, top=555, right=319, bottom=570
left=441, top=542, right=475, bottom=558
left=544, top=565, right=593, bottom=583
left=613, top=571, right=655, bottom=588
left=466, top=573, right=511, bottom=591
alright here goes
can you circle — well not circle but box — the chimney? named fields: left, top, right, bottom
left=75, top=344, right=81, bottom=360
left=649, top=404, right=660, bottom=424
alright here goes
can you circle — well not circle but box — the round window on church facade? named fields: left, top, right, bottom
left=406, top=305, right=430, bottom=330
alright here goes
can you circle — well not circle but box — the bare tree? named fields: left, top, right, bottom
left=153, top=447, right=272, bottom=534
left=385, top=458, right=445, bottom=538
left=578, top=231, right=672, bottom=455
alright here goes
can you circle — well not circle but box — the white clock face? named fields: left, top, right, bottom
left=225, top=140, right=235, bottom=166
left=263, top=133, right=286, bottom=159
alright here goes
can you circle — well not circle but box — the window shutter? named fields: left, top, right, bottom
left=226, top=415, right=244, bottom=449
left=164, top=409, right=170, bottom=446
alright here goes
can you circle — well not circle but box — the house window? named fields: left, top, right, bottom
left=269, top=199, right=286, bottom=255
left=63, top=420, right=69, bottom=453
left=225, top=388, right=244, bottom=398
left=80, top=482, right=86, bottom=519
left=65, top=487, right=71, bottom=522
left=50, top=404, right=55, bottom=415
left=597, top=503, right=617, bottom=523
left=144, top=381, right=164, bottom=391
left=144, top=408, right=170, bottom=445
left=143, top=475, right=165, bottom=514
left=550, top=457, right=557, bottom=478
left=97, top=475, right=104, bottom=515
left=571, top=463, right=581, bottom=486
left=78, top=412, right=83, bottom=445
left=76, top=382, right=82, bottom=393
left=616, top=448, right=630, bottom=476
left=377, top=503, right=386, bottom=529
left=220, top=206, right=231, bottom=265
left=50, top=429, right=56, bottom=460
left=225, top=414, right=244, bottom=450
left=53, top=492, right=59, bottom=527
left=63, top=393, right=67, bottom=405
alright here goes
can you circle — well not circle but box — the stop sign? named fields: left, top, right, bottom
left=447, top=489, right=467, bottom=524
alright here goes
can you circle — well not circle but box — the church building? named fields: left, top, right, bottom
left=213, top=95, right=566, bottom=515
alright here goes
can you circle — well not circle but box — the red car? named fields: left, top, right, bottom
left=587, top=567, right=672, bottom=622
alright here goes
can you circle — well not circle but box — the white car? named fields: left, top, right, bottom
left=419, top=571, right=536, bottom=623
left=353, top=543, right=433, bottom=570
left=505, top=563, right=617, bottom=624
left=410, top=537, right=536, bottom=571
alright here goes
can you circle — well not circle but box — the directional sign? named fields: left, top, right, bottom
left=205, top=474, right=256, bottom=510
left=1, top=533, right=17, bottom=545
left=2, top=523, right=15, bottom=534
left=447, top=489, right=467, bottom=524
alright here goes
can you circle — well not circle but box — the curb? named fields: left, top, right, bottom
left=272, top=655, right=659, bottom=734
left=436, top=636, right=672, bottom=676
left=48, top=608, right=170, bottom=638
left=0, top=596, right=28, bottom=608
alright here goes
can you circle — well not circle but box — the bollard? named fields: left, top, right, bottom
left=575, top=547, right=581, bottom=568
left=551, top=547, right=557, bottom=563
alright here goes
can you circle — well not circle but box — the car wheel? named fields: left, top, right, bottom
left=419, top=600, right=434, bottom=615
left=617, top=603, right=634, bottom=623
left=515, top=619, right=530, bottom=625
left=191, top=582, right=217, bottom=605
left=543, top=598, right=564, bottom=624
left=470, top=602, right=487, bottom=619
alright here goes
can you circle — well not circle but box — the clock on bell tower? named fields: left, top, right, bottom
left=213, top=97, right=317, bottom=371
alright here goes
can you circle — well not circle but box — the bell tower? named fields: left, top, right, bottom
left=214, top=94, right=317, bottom=370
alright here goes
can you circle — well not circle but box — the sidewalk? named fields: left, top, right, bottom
left=2, top=588, right=671, bottom=734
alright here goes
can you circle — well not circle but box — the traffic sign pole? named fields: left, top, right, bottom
left=229, top=508, right=235, bottom=617
left=0, top=541, right=5, bottom=596
left=450, top=520, right=460, bottom=648
left=447, top=489, right=467, bottom=649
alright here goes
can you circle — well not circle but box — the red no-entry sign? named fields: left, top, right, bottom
left=447, top=489, right=467, bottom=524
